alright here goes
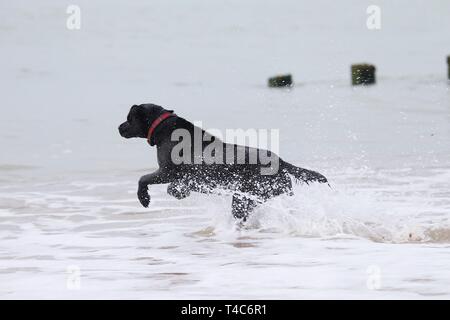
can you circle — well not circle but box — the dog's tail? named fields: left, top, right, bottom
left=281, top=160, right=328, bottom=185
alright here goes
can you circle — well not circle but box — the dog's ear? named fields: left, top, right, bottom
left=130, top=104, right=146, bottom=118
left=129, top=104, right=139, bottom=114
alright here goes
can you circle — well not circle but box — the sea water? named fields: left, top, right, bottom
left=1, top=0, right=449, bottom=298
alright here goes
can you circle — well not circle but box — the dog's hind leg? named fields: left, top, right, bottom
left=231, top=193, right=258, bottom=222
left=167, top=181, right=191, bottom=200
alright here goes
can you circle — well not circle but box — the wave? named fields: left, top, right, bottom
left=202, top=182, right=450, bottom=244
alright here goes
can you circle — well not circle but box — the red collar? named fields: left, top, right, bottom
left=147, top=112, right=176, bottom=145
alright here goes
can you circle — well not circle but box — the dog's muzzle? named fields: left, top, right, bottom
left=118, top=122, right=131, bottom=138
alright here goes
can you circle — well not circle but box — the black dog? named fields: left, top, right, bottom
left=119, top=104, right=327, bottom=220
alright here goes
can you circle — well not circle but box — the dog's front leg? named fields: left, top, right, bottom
left=137, top=170, right=168, bottom=208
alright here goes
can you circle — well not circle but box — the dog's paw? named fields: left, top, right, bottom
left=137, top=186, right=150, bottom=208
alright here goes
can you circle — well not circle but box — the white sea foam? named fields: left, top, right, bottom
left=1, top=167, right=450, bottom=299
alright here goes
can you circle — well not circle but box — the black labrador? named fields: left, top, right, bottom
left=119, top=103, right=327, bottom=220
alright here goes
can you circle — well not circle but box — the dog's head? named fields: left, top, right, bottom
left=118, top=104, right=173, bottom=139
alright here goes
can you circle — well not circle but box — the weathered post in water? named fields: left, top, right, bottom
left=447, top=56, right=450, bottom=80
left=268, top=74, right=293, bottom=88
left=351, top=64, right=376, bottom=85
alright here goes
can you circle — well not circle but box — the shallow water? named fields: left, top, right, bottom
left=1, top=0, right=450, bottom=299
left=1, top=163, right=450, bottom=299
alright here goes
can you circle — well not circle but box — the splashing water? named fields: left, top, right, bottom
left=200, top=166, right=450, bottom=244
